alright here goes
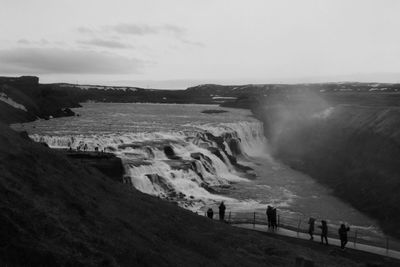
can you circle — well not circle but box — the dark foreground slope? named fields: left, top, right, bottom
left=1, top=124, right=396, bottom=267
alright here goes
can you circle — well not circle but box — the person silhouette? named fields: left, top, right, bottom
left=218, top=202, right=226, bottom=221
left=266, top=205, right=273, bottom=228
left=338, top=224, right=350, bottom=249
left=271, top=208, right=277, bottom=229
left=308, top=217, right=316, bottom=240
left=207, top=208, right=214, bottom=219
left=318, top=220, right=328, bottom=245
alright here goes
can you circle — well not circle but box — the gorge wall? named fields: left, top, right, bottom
left=253, top=101, right=400, bottom=237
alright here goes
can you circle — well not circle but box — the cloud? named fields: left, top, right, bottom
left=17, top=39, right=30, bottom=44
left=77, top=38, right=132, bottom=49
left=77, top=23, right=204, bottom=47
left=163, top=24, right=186, bottom=36
left=106, top=23, right=187, bottom=37
left=179, top=39, right=205, bottom=47
left=0, top=47, right=144, bottom=75
left=77, top=26, right=94, bottom=34
left=111, top=24, right=160, bottom=35
left=17, top=39, right=50, bottom=45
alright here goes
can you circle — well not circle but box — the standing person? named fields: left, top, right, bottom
left=207, top=208, right=214, bottom=219
left=338, top=224, right=350, bottom=250
left=67, top=141, right=72, bottom=151
left=266, top=205, right=273, bottom=228
left=271, top=207, right=277, bottom=229
left=318, top=220, right=329, bottom=245
left=218, top=202, right=226, bottom=221
left=308, top=217, right=316, bottom=240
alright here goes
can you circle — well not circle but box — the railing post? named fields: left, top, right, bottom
left=353, top=230, right=358, bottom=248
left=228, top=211, right=231, bottom=224
left=253, top=212, right=256, bottom=228
left=297, top=217, right=301, bottom=236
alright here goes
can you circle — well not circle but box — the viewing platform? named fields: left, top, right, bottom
left=206, top=210, right=400, bottom=261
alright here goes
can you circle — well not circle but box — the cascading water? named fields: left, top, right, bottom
left=29, top=121, right=267, bottom=210
left=195, top=122, right=268, bottom=158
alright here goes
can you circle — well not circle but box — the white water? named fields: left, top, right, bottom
left=196, top=121, right=268, bottom=158
left=14, top=103, right=266, bottom=211
left=28, top=120, right=263, bottom=210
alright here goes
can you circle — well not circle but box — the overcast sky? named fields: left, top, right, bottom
left=1, top=0, right=400, bottom=88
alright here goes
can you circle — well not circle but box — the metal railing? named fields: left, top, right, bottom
left=206, top=210, right=400, bottom=254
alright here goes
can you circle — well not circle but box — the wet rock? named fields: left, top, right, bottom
left=145, top=147, right=154, bottom=159
left=40, top=142, right=49, bottom=147
left=190, top=152, right=203, bottom=160
left=124, top=159, right=152, bottom=167
left=226, top=138, right=241, bottom=156
left=18, top=131, right=31, bottom=141
left=105, top=146, right=117, bottom=152
left=201, top=109, right=228, bottom=114
left=119, top=140, right=179, bottom=150
left=164, top=159, right=195, bottom=171
left=62, top=108, right=75, bottom=117
left=164, top=145, right=181, bottom=159
left=207, top=147, right=225, bottom=162
left=145, top=174, right=174, bottom=192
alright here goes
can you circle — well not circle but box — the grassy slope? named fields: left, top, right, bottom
left=0, top=101, right=35, bottom=124
left=1, top=123, right=395, bottom=267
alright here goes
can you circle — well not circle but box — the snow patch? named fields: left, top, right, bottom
left=0, top=92, right=27, bottom=111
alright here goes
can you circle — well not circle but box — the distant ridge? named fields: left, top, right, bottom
left=2, top=75, right=400, bottom=125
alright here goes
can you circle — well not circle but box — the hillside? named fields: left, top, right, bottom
left=3, top=76, right=400, bottom=125
left=0, top=76, right=78, bottom=123
left=2, top=122, right=397, bottom=266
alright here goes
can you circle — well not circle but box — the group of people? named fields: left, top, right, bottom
left=266, top=205, right=278, bottom=229
left=206, top=203, right=351, bottom=250
left=206, top=201, right=226, bottom=221
left=308, top=217, right=350, bottom=249
left=67, top=142, right=106, bottom=153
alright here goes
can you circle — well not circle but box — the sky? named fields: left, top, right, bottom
left=0, top=0, right=400, bottom=88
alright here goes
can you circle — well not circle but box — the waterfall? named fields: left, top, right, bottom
left=29, top=120, right=268, bottom=210
left=195, top=121, right=268, bottom=158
